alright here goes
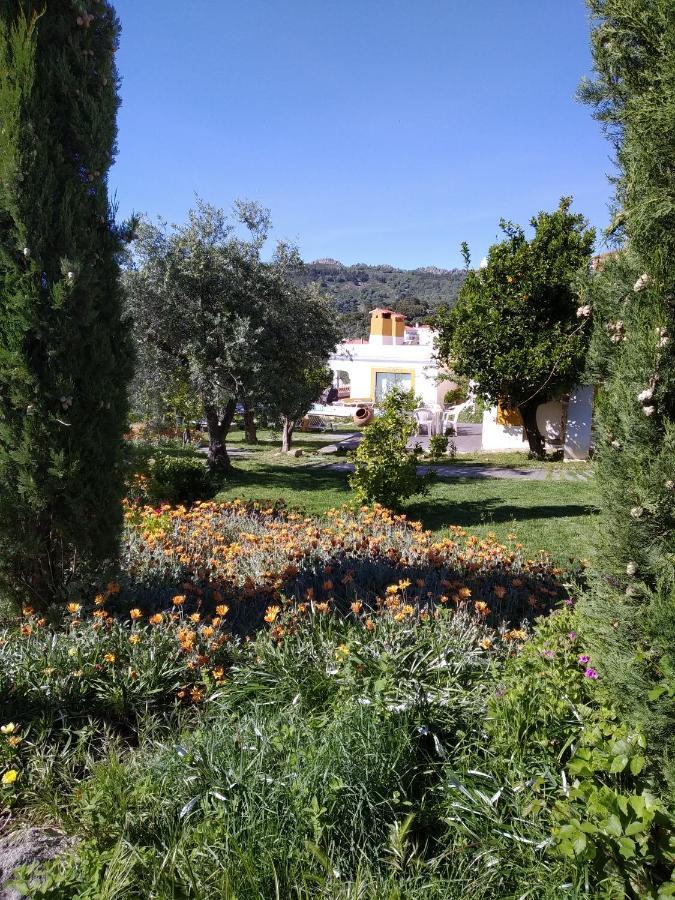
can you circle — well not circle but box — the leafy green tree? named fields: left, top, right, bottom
left=579, top=0, right=675, bottom=793
left=126, top=200, right=271, bottom=472
left=349, top=388, right=430, bottom=508
left=436, top=199, right=595, bottom=456
left=126, top=203, right=339, bottom=463
left=259, top=280, right=338, bottom=453
left=0, top=3, right=133, bottom=607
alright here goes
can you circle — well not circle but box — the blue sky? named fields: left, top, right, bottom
left=111, top=0, right=612, bottom=269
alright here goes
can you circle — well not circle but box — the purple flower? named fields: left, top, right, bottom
left=542, top=649, right=555, bottom=660
left=564, top=597, right=576, bottom=607
left=584, top=667, right=599, bottom=679
left=578, top=654, right=590, bottom=665
left=567, top=631, right=577, bottom=641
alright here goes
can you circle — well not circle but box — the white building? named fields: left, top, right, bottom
left=328, top=308, right=453, bottom=406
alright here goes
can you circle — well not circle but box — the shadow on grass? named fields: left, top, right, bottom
left=407, top=493, right=598, bottom=533
left=217, top=462, right=352, bottom=498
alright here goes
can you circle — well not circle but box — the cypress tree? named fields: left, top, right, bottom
left=0, top=2, right=132, bottom=607
left=580, top=0, right=675, bottom=791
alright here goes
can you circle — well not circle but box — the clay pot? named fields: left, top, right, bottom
left=353, top=406, right=374, bottom=426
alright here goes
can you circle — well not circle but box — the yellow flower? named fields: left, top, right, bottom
left=67, top=602, right=81, bottom=615
left=479, top=638, right=493, bottom=650
left=189, top=613, right=201, bottom=624
left=0, top=723, right=16, bottom=735
left=94, top=594, right=106, bottom=607
left=335, top=643, right=350, bottom=659
left=104, top=652, right=116, bottom=663
left=215, top=604, right=229, bottom=616
left=129, top=634, right=141, bottom=645
left=129, top=608, right=143, bottom=621
left=149, top=613, right=163, bottom=625
left=264, top=605, right=281, bottom=624
left=172, top=595, right=186, bottom=607
left=7, top=736, right=22, bottom=748
left=2, top=770, right=18, bottom=785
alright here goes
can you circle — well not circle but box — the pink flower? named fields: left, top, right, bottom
left=578, top=654, right=590, bottom=665
left=567, top=631, right=577, bottom=641
left=584, top=667, right=599, bottom=679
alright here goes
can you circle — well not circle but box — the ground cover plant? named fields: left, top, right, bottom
left=1, top=505, right=673, bottom=896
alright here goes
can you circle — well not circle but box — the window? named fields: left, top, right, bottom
left=374, top=371, right=412, bottom=400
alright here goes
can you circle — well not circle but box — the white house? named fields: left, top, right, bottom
left=328, top=308, right=453, bottom=406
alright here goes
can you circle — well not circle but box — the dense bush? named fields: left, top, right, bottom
left=147, top=453, right=214, bottom=504
left=579, top=0, right=675, bottom=798
left=349, top=389, right=431, bottom=508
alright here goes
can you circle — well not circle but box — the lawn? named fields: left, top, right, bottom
left=209, top=427, right=600, bottom=564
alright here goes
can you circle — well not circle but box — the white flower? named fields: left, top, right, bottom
left=23, top=247, right=31, bottom=258
left=643, top=406, right=655, bottom=417
left=576, top=304, right=592, bottom=319
left=611, top=439, right=622, bottom=450
left=637, top=387, right=654, bottom=404
left=626, top=561, right=637, bottom=576
left=633, top=273, right=650, bottom=292
left=630, top=506, right=644, bottom=519
left=665, top=480, right=675, bottom=491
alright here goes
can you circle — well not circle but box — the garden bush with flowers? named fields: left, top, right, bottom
left=1, top=501, right=673, bottom=898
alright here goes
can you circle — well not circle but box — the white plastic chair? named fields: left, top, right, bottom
left=413, top=408, right=435, bottom=436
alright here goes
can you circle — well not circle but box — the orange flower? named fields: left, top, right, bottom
left=67, top=602, right=81, bottom=615
left=129, top=608, right=143, bottom=620
left=264, top=605, right=281, bottom=623
left=94, top=594, right=105, bottom=607
left=350, top=600, right=363, bottom=615
left=364, top=618, right=375, bottom=631
left=314, top=601, right=330, bottom=614
left=458, top=587, right=471, bottom=599
left=215, top=604, right=229, bottom=617
left=189, top=613, right=201, bottom=624
left=20, top=625, right=32, bottom=637
left=104, top=652, right=116, bottom=663
left=172, top=595, right=186, bottom=607
left=322, top=580, right=333, bottom=592
left=149, top=613, right=163, bottom=625
left=493, top=585, right=507, bottom=599
left=479, top=637, right=493, bottom=650
left=22, top=606, right=34, bottom=617
left=474, top=601, right=490, bottom=617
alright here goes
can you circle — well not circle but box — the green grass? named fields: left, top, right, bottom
left=214, top=456, right=598, bottom=564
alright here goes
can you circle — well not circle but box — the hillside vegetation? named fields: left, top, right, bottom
left=291, top=259, right=467, bottom=338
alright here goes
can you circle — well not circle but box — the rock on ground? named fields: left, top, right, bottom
left=0, top=827, right=73, bottom=899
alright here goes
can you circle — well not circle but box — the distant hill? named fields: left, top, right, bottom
left=290, top=259, right=467, bottom=339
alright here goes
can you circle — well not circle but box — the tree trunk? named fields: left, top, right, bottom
left=243, top=404, right=258, bottom=444
left=204, top=399, right=236, bottom=471
left=281, top=417, right=294, bottom=453
left=518, top=400, right=546, bottom=459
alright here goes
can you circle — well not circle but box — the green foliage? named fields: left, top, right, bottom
left=290, top=259, right=467, bottom=340
left=0, top=3, right=133, bottom=607
left=147, top=453, right=213, bottom=504
left=349, top=389, right=431, bottom=508
left=436, top=198, right=595, bottom=455
left=428, top=433, right=450, bottom=460
left=578, top=0, right=675, bottom=797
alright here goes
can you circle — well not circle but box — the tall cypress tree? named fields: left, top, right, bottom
left=0, top=1, right=132, bottom=607
left=580, top=0, right=675, bottom=792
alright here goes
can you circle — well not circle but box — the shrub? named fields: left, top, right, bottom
left=148, top=453, right=213, bottom=504
left=428, top=433, right=450, bottom=460
left=349, top=388, right=431, bottom=508
left=579, top=0, right=675, bottom=798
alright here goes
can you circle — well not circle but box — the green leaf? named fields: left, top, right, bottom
left=609, top=755, right=629, bottom=773
left=629, top=755, right=645, bottom=776
left=617, top=837, right=636, bottom=859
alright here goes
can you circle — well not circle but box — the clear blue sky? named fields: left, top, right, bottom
left=111, top=0, right=612, bottom=269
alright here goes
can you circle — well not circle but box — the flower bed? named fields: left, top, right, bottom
left=120, top=499, right=570, bottom=637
